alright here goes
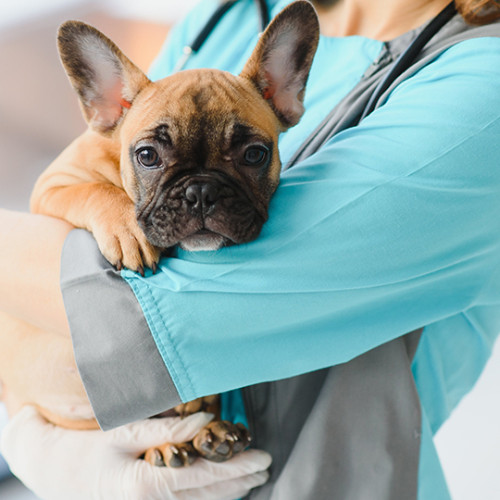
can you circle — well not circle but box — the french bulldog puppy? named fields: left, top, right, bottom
left=16, top=1, right=319, bottom=467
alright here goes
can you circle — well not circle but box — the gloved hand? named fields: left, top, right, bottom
left=1, top=406, right=271, bottom=500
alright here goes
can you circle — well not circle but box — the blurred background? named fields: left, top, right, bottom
left=0, top=0, right=499, bottom=498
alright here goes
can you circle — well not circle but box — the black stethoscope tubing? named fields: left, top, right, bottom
left=360, top=1, right=456, bottom=120
left=173, top=0, right=270, bottom=72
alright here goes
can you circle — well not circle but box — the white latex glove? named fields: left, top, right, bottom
left=1, top=406, right=271, bottom=500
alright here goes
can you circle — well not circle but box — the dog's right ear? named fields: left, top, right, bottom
left=57, top=21, right=150, bottom=134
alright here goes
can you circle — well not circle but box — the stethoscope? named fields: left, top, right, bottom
left=173, top=0, right=457, bottom=164
left=173, top=0, right=270, bottom=73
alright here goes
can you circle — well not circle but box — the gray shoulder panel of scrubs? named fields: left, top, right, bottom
left=60, top=229, right=181, bottom=430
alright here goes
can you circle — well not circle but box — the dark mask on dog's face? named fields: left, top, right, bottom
left=123, top=72, right=281, bottom=251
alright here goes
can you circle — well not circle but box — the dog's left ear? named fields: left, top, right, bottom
left=57, top=21, right=150, bottom=134
left=240, top=0, right=319, bottom=129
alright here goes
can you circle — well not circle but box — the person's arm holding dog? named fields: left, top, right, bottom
left=0, top=241, right=272, bottom=500
left=0, top=214, right=273, bottom=500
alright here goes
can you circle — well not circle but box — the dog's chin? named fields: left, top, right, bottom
left=178, top=230, right=228, bottom=252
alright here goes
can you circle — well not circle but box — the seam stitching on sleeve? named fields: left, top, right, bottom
left=128, top=277, right=195, bottom=402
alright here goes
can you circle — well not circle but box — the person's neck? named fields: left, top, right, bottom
left=313, top=0, right=452, bottom=40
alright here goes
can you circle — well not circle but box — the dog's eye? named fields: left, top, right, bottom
left=136, top=147, right=162, bottom=168
left=243, top=145, right=269, bottom=167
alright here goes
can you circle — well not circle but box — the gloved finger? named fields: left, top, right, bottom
left=1, top=406, right=60, bottom=462
left=127, top=454, right=270, bottom=499
left=1, top=405, right=47, bottom=434
left=165, top=449, right=272, bottom=492
left=177, top=471, right=270, bottom=500
left=108, top=413, right=215, bottom=451
left=0, top=406, right=35, bottom=468
left=0, top=405, right=85, bottom=494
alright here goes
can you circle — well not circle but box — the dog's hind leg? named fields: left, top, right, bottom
left=0, top=311, right=96, bottom=428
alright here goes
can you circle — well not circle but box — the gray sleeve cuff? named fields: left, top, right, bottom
left=60, top=229, right=181, bottom=430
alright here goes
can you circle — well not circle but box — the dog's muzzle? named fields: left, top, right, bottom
left=137, top=173, right=267, bottom=251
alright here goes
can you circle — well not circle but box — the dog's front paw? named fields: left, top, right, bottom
left=193, top=421, right=251, bottom=463
left=91, top=205, right=160, bottom=274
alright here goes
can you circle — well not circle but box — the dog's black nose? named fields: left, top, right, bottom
left=185, top=182, right=220, bottom=212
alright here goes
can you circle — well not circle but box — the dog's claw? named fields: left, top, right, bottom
left=165, top=443, right=197, bottom=468
left=168, top=446, right=184, bottom=468
left=116, top=261, right=123, bottom=271
left=206, top=430, right=214, bottom=444
left=151, top=449, right=165, bottom=467
left=152, top=262, right=158, bottom=274
left=137, top=265, right=145, bottom=277
left=144, top=447, right=165, bottom=467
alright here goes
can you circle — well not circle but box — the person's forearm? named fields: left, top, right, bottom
left=0, top=209, right=72, bottom=336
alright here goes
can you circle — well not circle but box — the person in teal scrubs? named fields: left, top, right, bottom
left=1, top=1, right=500, bottom=499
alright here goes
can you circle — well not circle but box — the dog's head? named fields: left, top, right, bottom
left=57, top=1, right=319, bottom=251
